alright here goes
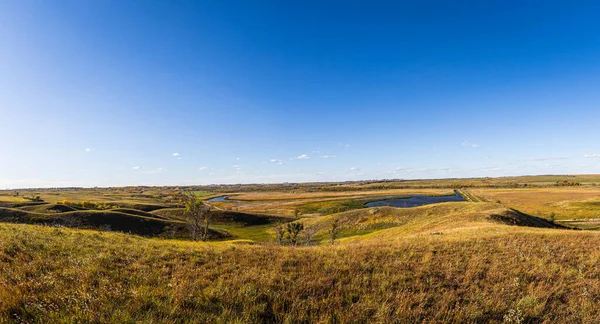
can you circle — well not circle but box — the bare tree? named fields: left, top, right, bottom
left=286, top=222, right=304, bottom=247
left=182, top=191, right=212, bottom=241
left=304, top=226, right=316, bottom=246
left=274, top=222, right=286, bottom=245
left=329, top=219, right=339, bottom=245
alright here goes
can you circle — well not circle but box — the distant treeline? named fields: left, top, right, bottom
left=3, top=177, right=593, bottom=195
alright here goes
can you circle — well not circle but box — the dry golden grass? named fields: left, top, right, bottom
left=2, top=222, right=600, bottom=323
left=0, top=196, right=29, bottom=204
left=472, top=187, right=600, bottom=220
left=4, top=178, right=600, bottom=322
left=295, top=202, right=561, bottom=243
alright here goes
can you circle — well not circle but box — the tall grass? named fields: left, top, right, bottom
left=2, top=223, right=600, bottom=322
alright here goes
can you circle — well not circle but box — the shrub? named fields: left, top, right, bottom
left=286, top=222, right=304, bottom=247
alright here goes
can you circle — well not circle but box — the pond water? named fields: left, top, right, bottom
left=365, top=191, right=465, bottom=208
left=207, top=196, right=238, bottom=202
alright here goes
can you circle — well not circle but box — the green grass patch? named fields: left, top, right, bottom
left=194, top=191, right=214, bottom=197
left=211, top=224, right=274, bottom=242
left=297, top=196, right=412, bottom=215
left=297, top=199, right=368, bottom=215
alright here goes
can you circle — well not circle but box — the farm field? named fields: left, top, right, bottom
left=1, top=175, right=600, bottom=321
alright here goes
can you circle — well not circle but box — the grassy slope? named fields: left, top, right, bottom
left=4, top=181, right=600, bottom=321
left=19, top=203, right=80, bottom=213
left=2, top=222, right=600, bottom=322
left=151, top=207, right=186, bottom=220
left=296, top=202, right=563, bottom=243
left=152, top=208, right=293, bottom=242
left=0, top=207, right=228, bottom=240
left=472, top=187, right=600, bottom=221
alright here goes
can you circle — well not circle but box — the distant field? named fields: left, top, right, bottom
left=0, top=195, right=29, bottom=204
left=472, top=187, right=600, bottom=221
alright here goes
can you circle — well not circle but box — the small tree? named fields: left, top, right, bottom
left=274, top=222, right=286, bottom=245
left=304, top=226, right=316, bottom=246
left=329, top=219, right=339, bottom=245
left=183, top=191, right=212, bottom=241
left=286, top=222, right=304, bottom=247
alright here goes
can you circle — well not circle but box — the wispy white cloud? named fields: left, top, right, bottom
left=232, top=164, right=245, bottom=175
left=172, top=153, right=180, bottom=157
left=321, top=155, right=336, bottom=159
left=525, top=157, right=569, bottom=161
left=198, top=167, right=207, bottom=170
left=295, top=154, right=309, bottom=160
left=85, top=148, right=91, bottom=152
left=461, top=140, right=481, bottom=148
left=268, top=159, right=283, bottom=165
left=348, top=167, right=360, bottom=171
left=133, top=166, right=142, bottom=170
left=584, top=154, right=600, bottom=158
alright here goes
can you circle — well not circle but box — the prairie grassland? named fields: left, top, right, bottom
left=342, top=174, right=600, bottom=189
left=472, top=187, right=600, bottom=220
left=209, top=189, right=453, bottom=216
left=4, top=177, right=600, bottom=322
left=3, top=188, right=183, bottom=210
left=296, top=202, right=560, bottom=242
left=2, top=222, right=600, bottom=323
left=0, top=196, right=29, bottom=204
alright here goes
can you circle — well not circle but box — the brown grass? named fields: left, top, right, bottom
left=1, top=223, right=600, bottom=322
left=472, top=187, right=600, bottom=221
left=4, top=178, right=600, bottom=322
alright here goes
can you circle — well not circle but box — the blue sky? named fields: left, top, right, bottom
left=1, top=1, right=600, bottom=188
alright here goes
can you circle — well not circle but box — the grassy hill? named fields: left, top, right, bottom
left=3, top=179, right=600, bottom=322
left=152, top=207, right=290, bottom=225
left=1, top=221, right=600, bottom=322
left=296, top=202, right=565, bottom=243
left=0, top=207, right=229, bottom=240
left=19, top=203, right=82, bottom=213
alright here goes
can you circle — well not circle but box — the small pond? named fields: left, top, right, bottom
left=207, top=196, right=240, bottom=203
left=365, top=191, right=465, bottom=208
